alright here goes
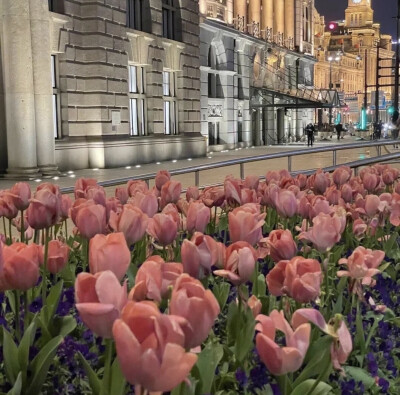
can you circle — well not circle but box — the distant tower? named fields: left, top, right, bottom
left=345, top=0, right=374, bottom=27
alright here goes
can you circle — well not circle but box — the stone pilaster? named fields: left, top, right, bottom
left=2, top=0, right=40, bottom=177
left=29, top=0, right=58, bottom=175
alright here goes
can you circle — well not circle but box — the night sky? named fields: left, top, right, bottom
left=315, top=0, right=397, bottom=39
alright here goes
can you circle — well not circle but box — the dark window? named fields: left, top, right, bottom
left=48, top=0, right=64, bottom=13
left=127, top=0, right=144, bottom=30
left=162, top=0, right=175, bottom=40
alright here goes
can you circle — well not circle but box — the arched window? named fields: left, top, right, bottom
left=351, top=14, right=354, bottom=26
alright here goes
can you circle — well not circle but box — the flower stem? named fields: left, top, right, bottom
left=41, top=227, right=50, bottom=306
left=14, top=290, right=21, bottom=341
left=23, top=291, right=30, bottom=331
left=3, top=217, right=7, bottom=241
left=8, top=219, right=12, bottom=243
left=20, top=210, right=24, bottom=243
left=100, top=339, right=113, bottom=395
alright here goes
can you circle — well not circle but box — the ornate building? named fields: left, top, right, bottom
left=199, top=0, right=319, bottom=148
left=314, top=0, right=394, bottom=124
left=0, top=0, right=204, bottom=177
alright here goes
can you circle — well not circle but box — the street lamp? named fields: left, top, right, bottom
left=328, top=55, right=341, bottom=125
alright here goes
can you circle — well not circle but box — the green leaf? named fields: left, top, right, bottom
left=5, top=291, right=16, bottom=314
left=78, top=352, right=101, bottom=395
left=44, top=280, right=64, bottom=324
left=7, top=372, right=22, bottom=395
left=344, top=366, right=375, bottom=390
left=110, top=359, right=126, bottom=395
left=50, top=315, right=77, bottom=338
left=384, top=231, right=398, bottom=256
left=355, top=302, right=366, bottom=354
left=256, top=274, right=266, bottom=297
left=217, top=214, right=228, bottom=232
left=3, top=328, right=21, bottom=385
left=18, top=320, right=37, bottom=373
left=194, top=342, right=223, bottom=394
left=27, top=335, right=63, bottom=395
left=212, top=282, right=230, bottom=311
left=290, top=379, right=332, bottom=395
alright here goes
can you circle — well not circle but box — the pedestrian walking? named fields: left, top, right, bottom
left=306, top=123, right=315, bottom=147
left=335, top=123, right=343, bottom=141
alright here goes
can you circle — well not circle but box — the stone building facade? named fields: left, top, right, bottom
left=0, top=0, right=205, bottom=177
left=314, top=0, right=394, bottom=124
left=199, top=0, right=318, bottom=149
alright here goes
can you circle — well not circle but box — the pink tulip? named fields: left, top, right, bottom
left=75, top=270, right=127, bottom=338
left=115, top=187, right=129, bottom=205
left=201, top=186, right=225, bottom=207
left=155, top=170, right=171, bottom=191
left=169, top=274, right=220, bottom=349
left=26, top=184, right=61, bottom=229
left=256, top=310, right=310, bottom=375
left=8, top=182, right=31, bottom=211
left=0, top=192, right=18, bottom=219
left=46, top=240, right=70, bottom=274
left=266, top=256, right=322, bottom=303
left=362, top=172, right=381, bottom=193
left=128, top=191, right=158, bottom=218
left=296, top=174, right=308, bottom=190
left=247, top=295, right=262, bottom=318
left=214, top=241, right=257, bottom=285
left=85, top=185, right=107, bottom=206
left=105, top=197, right=122, bottom=221
left=161, top=261, right=184, bottom=296
left=337, top=246, right=384, bottom=289
left=332, top=166, right=352, bottom=187
left=109, top=205, right=148, bottom=246
left=244, top=175, right=260, bottom=190
left=0, top=241, right=6, bottom=290
left=265, top=229, right=297, bottom=262
left=186, top=201, right=210, bottom=234
left=364, top=195, right=381, bottom=217
left=160, top=180, right=182, bottom=209
left=273, top=189, right=298, bottom=218
left=298, top=212, right=343, bottom=252
left=181, top=232, right=224, bottom=278
left=186, top=186, right=200, bottom=202
left=74, top=178, right=98, bottom=199
left=127, top=180, right=149, bottom=197
left=161, top=203, right=181, bottom=229
left=291, top=308, right=352, bottom=371
left=113, top=301, right=197, bottom=392
left=228, top=203, right=265, bottom=245
left=224, top=176, right=242, bottom=206
left=352, top=218, right=367, bottom=238
left=2, top=243, right=40, bottom=291
left=265, top=170, right=280, bottom=184
left=129, top=259, right=163, bottom=302
left=89, top=233, right=131, bottom=281
left=308, top=169, right=330, bottom=194
left=60, top=195, right=72, bottom=221
left=147, top=213, right=178, bottom=246
left=325, top=185, right=341, bottom=205
left=73, top=199, right=107, bottom=239
left=382, top=168, right=399, bottom=185
left=340, top=184, right=353, bottom=203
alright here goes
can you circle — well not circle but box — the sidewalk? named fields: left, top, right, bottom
left=0, top=135, right=388, bottom=191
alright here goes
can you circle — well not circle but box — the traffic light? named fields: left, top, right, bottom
left=388, top=105, right=395, bottom=115
left=328, top=22, right=338, bottom=31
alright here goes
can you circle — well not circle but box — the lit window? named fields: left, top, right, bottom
left=163, top=70, right=177, bottom=135
left=129, top=65, right=146, bottom=136
left=51, top=55, right=60, bottom=139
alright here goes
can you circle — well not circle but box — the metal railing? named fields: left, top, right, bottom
left=60, top=140, right=400, bottom=194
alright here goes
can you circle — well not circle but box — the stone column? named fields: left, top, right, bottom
left=262, top=0, right=274, bottom=37
left=2, top=0, right=40, bottom=177
left=227, top=0, right=234, bottom=25
left=29, top=0, right=58, bottom=175
left=234, top=0, right=247, bottom=32
left=248, top=0, right=261, bottom=37
left=274, top=0, right=284, bottom=44
left=199, top=0, right=207, bottom=15
left=285, top=0, right=295, bottom=48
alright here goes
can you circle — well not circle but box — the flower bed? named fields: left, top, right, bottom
left=0, top=165, right=400, bottom=394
